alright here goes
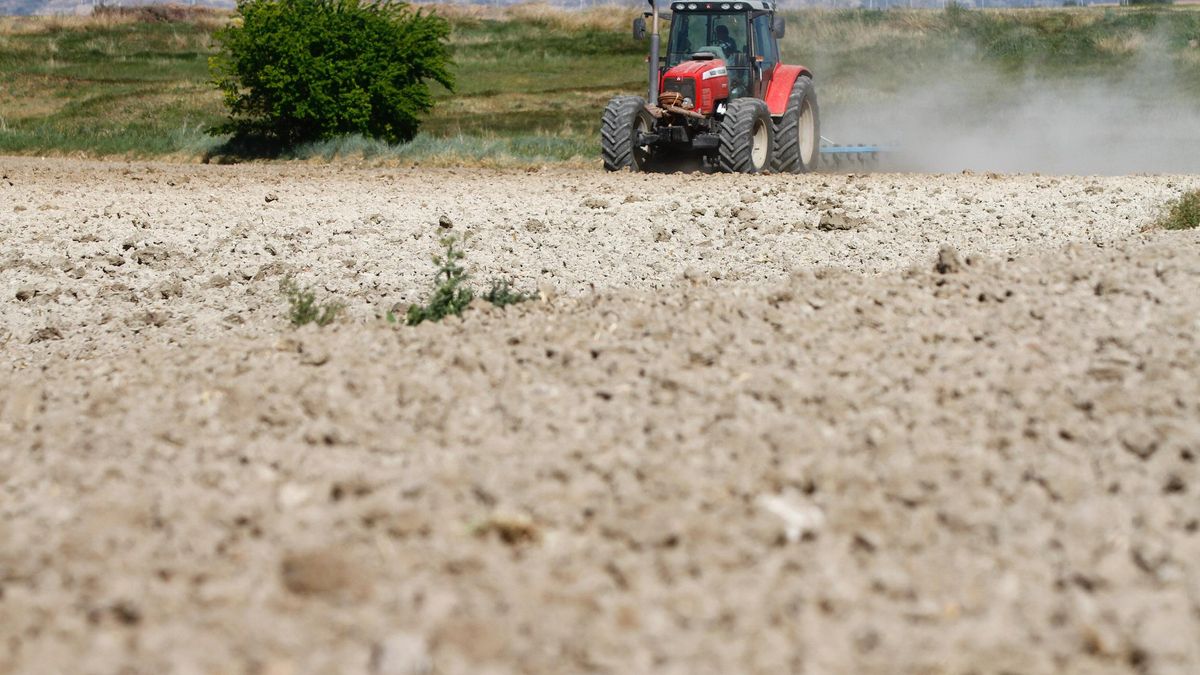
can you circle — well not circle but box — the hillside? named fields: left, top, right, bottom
left=1, top=4, right=1199, bottom=168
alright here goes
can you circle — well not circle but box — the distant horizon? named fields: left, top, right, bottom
left=2, top=0, right=1187, bottom=17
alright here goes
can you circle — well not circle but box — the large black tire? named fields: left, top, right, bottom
left=717, top=98, right=773, bottom=174
left=601, top=95, right=655, bottom=172
left=771, top=75, right=821, bottom=173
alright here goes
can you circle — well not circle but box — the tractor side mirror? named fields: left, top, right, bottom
left=633, top=17, right=647, bottom=40
left=772, top=15, right=786, bottom=39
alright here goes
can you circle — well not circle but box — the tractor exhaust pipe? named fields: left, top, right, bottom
left=647, top=0, right=659, bottom=102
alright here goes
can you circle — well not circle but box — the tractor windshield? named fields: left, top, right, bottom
left=667, top=12, right=751, bottom=98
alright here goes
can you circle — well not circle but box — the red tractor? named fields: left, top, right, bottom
left=603, top=0, right=819, bottom=174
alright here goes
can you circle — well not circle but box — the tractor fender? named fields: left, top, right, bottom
left=764, top=65, right=814, bottom=117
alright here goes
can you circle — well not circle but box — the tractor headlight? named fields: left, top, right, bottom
left=702, top=66, right=727, bottom=80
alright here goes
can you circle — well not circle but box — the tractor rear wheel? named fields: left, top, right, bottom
left=601, top=96, right=655, bottom=172
left=717, top=98, right=773, bottom=174
left=772, top=75, right=820, bottom=173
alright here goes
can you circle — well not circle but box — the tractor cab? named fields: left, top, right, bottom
left=607, top=0, right=818, bottom=175
left=664, top=1, right=783, bottom=102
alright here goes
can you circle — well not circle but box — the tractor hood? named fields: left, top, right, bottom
left=663, top=58, right=726, bottom=80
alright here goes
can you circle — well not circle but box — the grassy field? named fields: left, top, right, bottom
left=0, top=3, right=1198, bottom=163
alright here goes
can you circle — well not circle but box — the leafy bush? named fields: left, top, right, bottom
left=1157, top=190, right=1200, bottom=230
left=280, top=276, right=343, bottom=327
left=210, top=0, right=453, bottom=147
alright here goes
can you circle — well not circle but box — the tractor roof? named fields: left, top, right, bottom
left=667, top=0, right=775, bottom=12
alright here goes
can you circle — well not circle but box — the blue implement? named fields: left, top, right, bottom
left=821, top=145, right=888, bottom=155
left=818, top=136, right=893, bottom=169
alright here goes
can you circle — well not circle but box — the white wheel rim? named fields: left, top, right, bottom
left=751, top=118, right=768, bottom=170
left=633, top=114, right=651, bottom=167
left=798, top=99, right=816, bottom=166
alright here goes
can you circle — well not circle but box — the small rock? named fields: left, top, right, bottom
left=740, top=191, right=760, bottom=204
left=757, top=493, right=824, bottom=543
left=582, top=197, right=609, bottom=210
left=475, top=510, right=539, bottom=545
left=652, top=225, right=671, bottom=242
left=1120, top=425, right=1159, bottom=460
left=623, top=194, right=646, bottom=203
left=525, top=218, right=547, bottom=233
left=934, top=245, right=964, bottom=274
left=537, top=281, right=557, bottom=303
left=438, top=215, right=453, bottom=229
left=14, top=285, right=37, bottom=301
left=265, top=193, right=279, bottom=203
left=278, top=483, right=313, bottom=510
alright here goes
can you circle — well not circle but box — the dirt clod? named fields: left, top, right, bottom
left=935, top=244, right=965, bottom=273
left=280, top=549, right=359, bottom=597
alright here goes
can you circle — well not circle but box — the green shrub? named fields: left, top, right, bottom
left=1157, top=190, right=1200, bottom=230
left=280, top=276, right=343, bottom=327
left=210, top=0, right=453, bottom=147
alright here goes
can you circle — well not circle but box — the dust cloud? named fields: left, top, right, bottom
left=824, top=38, right=1200, bottom=174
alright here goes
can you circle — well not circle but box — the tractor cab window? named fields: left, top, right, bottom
left=751, top=14, right=778, bottom=68
left=666, top=12, right=751, bottom=97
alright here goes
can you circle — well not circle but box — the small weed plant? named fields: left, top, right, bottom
left=405, top=236, right=532, bottom=326
left=484, top=279, right=534, bottom=308
left=1157, top=190, right=1200, bottom=230
left=405, top=236, right=474, bottom=326
left=280, top=276, right=343, bottom=327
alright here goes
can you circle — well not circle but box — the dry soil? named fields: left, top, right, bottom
left=2, top=158, right=1199, bottom=675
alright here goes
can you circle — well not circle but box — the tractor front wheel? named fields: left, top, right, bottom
left=718, top=98, right=773, bottom=174
left=602, top=96, right=655, bottom=172
left=772, top=75, right=820, bottom=173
